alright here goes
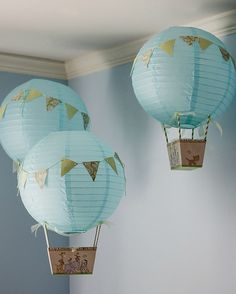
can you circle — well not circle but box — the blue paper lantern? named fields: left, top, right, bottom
left=18, top=131, right=125, bottom=235
left=131, top=26, right=236, bottom=129
left=0, top=79, right=90, bottom=162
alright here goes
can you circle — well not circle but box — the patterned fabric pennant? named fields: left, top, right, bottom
left=81, top=112, right=90, bottom=130
left=25, top=89, right=43, bottom=101
left=198, top=38, right=212, bottom=50
left=114, top=152, right=124, bottom=168
left=46, top=97, right=62, bottom=111
left=105, top=157, right=118, bottom=174
left=0, top=104, right=7, bottom=119
left=83, top=161, right=100, bottom=181
left=12, top=90, right=24, bottom=101
left=219, top=47, right=230, bottom=61
left=65, top=103, right=78, bottom=119
left=159, top=39, right=175, bottom=56
left=35, top=169, right=48, bottom=189
left=142, top=49, right=154, bottom=67
left=180, top=36, right=199, bottom=46
left=61, top=159, right=78, bottom=176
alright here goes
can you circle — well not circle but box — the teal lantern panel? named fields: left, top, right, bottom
left=0, top=79, right=90, bottom=161
left=131, top=26, right=236, bottom=129
left=18, top=131, right=125, bottom=235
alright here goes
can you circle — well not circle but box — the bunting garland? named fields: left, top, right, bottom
left=132, top=36, right=235, bottom=71
left=18, top=152, right=124, bottom=189
left=0, top=90, right=90, bottom=127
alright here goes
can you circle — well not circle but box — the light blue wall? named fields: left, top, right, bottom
left=69, top=34, right=236, bottom=294
left=0, top=73, right=69, bottom=294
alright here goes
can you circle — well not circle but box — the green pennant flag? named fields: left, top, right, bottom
left=61, top=159, right=78, bottom=176
left=65, top=103, right=78, bottom=119
left=105, top=157, right=118, bottom=174
left=198, top=38, right=212, bottom=50
left=46, top=97, right=62, bottom=111
left=219, top=47, right=230, bottom=61
left=25, top=89, right=43, bottom=101
left=159, top=39, right=176, bottom=55
left=83, top=161, right=100, bottom=181
left=114, top=152, right=124, bottom=168
left=81, top=112, right=90, bottom=130
left=0, top=104, right=7, bottom=119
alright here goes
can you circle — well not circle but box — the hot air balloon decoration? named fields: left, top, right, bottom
left=18, top=131, right=125, bottom=275
left=131, top=27, right=236, bottom=169
left=0, top=79, right=90, bottom=162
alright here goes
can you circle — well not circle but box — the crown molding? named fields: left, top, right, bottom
left=66, top=9, right=236, bottom=79
left=0, top=53, right=66, bottom=80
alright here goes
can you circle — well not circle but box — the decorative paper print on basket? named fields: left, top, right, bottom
left=48, top=247, right=97, bottom=275
left=18, top=131, right=126, bottom=275
left=0, top=79, right=90, bottom=162
left=131, top=26, right=236, bottom=170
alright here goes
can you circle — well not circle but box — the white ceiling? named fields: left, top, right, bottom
left=0, top=0, right=235, bottom=61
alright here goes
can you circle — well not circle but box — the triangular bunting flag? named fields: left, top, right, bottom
left=219, top=47, right=230, bottom=61
left=198, top=38, right=212, bottom=50
left=65, top=103, right=78, bottom=119
left=35, top=169, right=48, bottom=189
left=18, top=170, right=28, bottom=188
left=114, top=152, right=124, bottom=168
left=25, top=89, right=43, bottom=101
left=180, top=35, right=199, bottom=46
left=61, top=159, right=78, bottom=176
left=12, top=90, right=24, bottom=101
left=159, top=39, right=176, bottom=55
left=81, top=112, right=90, bottom=130
left=0, top=104, right=7, bottom=119
left=142, top=49, right=154, bottom=67
left=46, top=97, right=62, bottom=111
left=83, top=161, right=100, bottom=181
left=105, top=157, right=118, bottom=175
